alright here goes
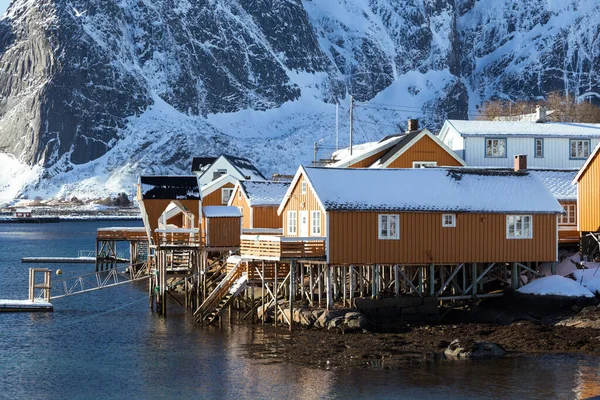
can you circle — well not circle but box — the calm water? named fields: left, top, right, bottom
left=0, top=221, right=599, bottom=400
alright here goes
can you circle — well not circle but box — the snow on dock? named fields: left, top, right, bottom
left=21, top=256, right=97, bottom=264
left=0, top=299, right=53, bottom=312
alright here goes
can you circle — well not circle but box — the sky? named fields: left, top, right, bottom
left=0, top=1, right=9, bottom=16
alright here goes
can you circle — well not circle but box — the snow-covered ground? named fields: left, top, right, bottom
left=518, top=275, right=595, bottom=298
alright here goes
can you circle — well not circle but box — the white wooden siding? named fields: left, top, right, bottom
left=198, top=158, right=245, bottom=186
left=463, top=136, right=600, bottom=168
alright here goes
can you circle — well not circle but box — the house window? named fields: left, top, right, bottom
left=378, top=214, right=399, bottom=240
left=412, top=161, right=437, bottom=168
left=221, top=188, right=234, bottom=204
left=287, top=211, right=297, bottom=235
left=442, top=214, right=456, bottom=227
left=213, top=169, right=227, bottom=180
left=559, top=204, right=576, bottom=225
left=301, top=180, right=307, bottom=194
left=506, top=215, right=532, bottom=239
left=238, top=190, right=242, bottom=199
left=311, top=211, right=321, bottom=236
left=448, top=139, right=454, bottom=148
left=570, top=139, right=590, bottom=159
left=535, top=138, right=543, bottom=158
left=485, top=138, right=506, bottom=158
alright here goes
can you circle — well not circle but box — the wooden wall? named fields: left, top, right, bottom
left=282, top=176, right=326, bottom=236
left=387, top=135, right=463, bottom=168
left=203, top=182, right=235, bottom=206
left=253, top=206, right=283, bottom=229
left=203, top=216, right=241, bottom=248
left=328, top=211, right=557, bottom=264
left=229, top=186, right=251, bottom=229
left=578, top=150, right=600, bottom=232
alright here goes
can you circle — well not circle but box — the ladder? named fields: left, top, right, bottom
left=194, top=259, right=247, bottom=324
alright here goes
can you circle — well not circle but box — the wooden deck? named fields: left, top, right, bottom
left=97, top=227, right=148, bottom=242
left=559, top=225, right=579, bottom=244
left=240, top=235, right=326, bottom=261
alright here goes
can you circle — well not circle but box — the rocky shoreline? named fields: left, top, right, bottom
left=241, top=298, right=600, bottom=370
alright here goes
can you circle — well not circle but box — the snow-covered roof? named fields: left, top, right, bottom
left=292, top=167, right=564, bottom=214
left=202, top=206, right=242, bottom=218
left=139, top=176, right=201, bottom=200
left=574, top=141, right=600, bottom=183
left=446, top=120, right=600, bottom=138
left=201, top=174, right=238, bottom=197
left=191, top=157, right=217, bottom=173
left=527, top=170, right=578, bottom=201
left=240, top=181, right=289, bottom=206
left=330, top=135, right=403, bottom=167
left=222, top=155, right=266, bottom=181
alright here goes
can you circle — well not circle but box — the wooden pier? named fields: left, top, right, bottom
left=1, top=268, right=53, bottom=313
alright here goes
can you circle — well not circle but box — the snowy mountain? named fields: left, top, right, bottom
left=1, top=0, right=600, bottom=201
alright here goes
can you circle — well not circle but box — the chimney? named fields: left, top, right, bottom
left=407, top=119, right=419, bottom=132
left=514, top=154, right=527, bottom=172
left=535, top=105, right=547, bottom=123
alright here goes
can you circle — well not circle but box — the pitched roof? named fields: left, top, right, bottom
left=191, top=157, right=217, bottom=173
left=528, top=170, right=578, bottom=201
left=222, top=155, right=267, bottom=181
left=289, top=167, right=563, bottom=214
left=201, top=174, right=238, bottom=197
left=574, top=141, right=600, bottom=182
left=139, top=176, right=201, bottom=200
left=202, top=206, right=242, bottom=218
left=330, top=135, right=404, bottom=168
left=446, top=120, right=600, bottom=138
left=240, top=181, right=290, bottom=206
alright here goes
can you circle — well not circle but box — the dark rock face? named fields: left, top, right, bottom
left=1, top=0, right=600, bottom=189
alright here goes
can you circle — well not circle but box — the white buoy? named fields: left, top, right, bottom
left=56, top=269, right=62, bottom=275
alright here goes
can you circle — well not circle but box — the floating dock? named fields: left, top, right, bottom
left=21, top=256, right=129, bottom=264
left=0, top=299, right=53, bottom=312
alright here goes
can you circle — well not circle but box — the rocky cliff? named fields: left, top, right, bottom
left=0, top=0, right=599, bottom=199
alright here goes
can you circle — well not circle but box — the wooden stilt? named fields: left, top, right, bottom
left=274, top=262, right=278, bottom=328
left=261, top=261, right=265, bottom=325
left=289, top=260, right=295, bottom=331
left=326, top=265, right=332, bottom=310
left=394, top=264, right=400, bottom=297
left=318, top=264, right=322, bottom=308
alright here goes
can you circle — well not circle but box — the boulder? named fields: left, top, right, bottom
left=344, top=312, right=368, bottom=330
left=444, top=339, right=506, bottom=359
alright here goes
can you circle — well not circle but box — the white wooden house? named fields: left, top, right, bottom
left=438, top=120, right=600, bottom=169
left=194, top=155, right=266, bottom=186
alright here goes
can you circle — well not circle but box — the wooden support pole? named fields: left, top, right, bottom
left=512, top=262, right=519, bottom=289
left=371, top=265, right=377, bottom=299
left=551, top=261, right=557, bottom=275
left=261, top=261, right=265, bottom=325
left=318, top=264, right=322, bottom=308
left=394, top=264, right=400, bottom=297
left=472, top=263, right=478, bottom=296
left=274, top=262, right=278, bottom=328
left=429, top=264, right=435, bottom=297
left=326, top=265, right=333, bottom=310
left=309, top=265, right=314, bottom=305
left=417, top=267, right=423, bottom=294
left=349, top=265, right=354, bottom=307
left=289, top=260, right=295, bottom=331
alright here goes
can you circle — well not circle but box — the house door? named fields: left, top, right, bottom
left=299, top=211, right=309, bottom=237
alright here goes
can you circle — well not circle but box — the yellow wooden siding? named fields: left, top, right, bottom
left=228, top=186, right=251, bottom=229
left=578, top=150, right=600, bottom=232
left=347, top=147, right=392, bottom=168
left=282, top=175, right=325, bottom=236
left=387, top=135, right=463, bottom=168
left=203, top=216, right=241, bottom=248
left=253, top=206, right=283, bottom=229
left=328, top=211, right=557, bottom=264
left=203, top=182, right=235, bottom=206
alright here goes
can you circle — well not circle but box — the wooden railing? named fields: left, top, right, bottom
left=558, top=225, right=579, bottom=244
left=97, top=227, right=148, bottom=241
left=240, top=235, right=326, bottom=260
left=155, top=228, right=201, bottom=247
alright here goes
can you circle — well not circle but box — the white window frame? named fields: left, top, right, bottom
left=213, top=169, right=227, bottom=180
left=442, top=214, right=456, bottom=228
left=412, top=161, right=437, bottom=168
left=301, top=180, right=307, bottom=194
left=311, top=211, right=321, bottom=236
left=570, top=139, right=590, bottom=159
left=506, top=215, right=533, bottom=239
left=287, top=211, right=297, bottom=235
left=221, top=188, right=234, bottom=204
left=558, top=204, right=576, bottom=225
left=485, top=138, right=507, bottom=158
left=378, top=214, right=399, bottom=240
left=534, top=138, right=544, bottom=158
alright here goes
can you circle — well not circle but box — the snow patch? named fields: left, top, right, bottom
left=518, top=275, right=595, bottom=298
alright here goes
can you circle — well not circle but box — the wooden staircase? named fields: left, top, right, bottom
left=194, top=259, right=247, bottom=324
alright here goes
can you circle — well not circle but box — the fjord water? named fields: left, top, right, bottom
left=0, top=221, right=599, bottom=400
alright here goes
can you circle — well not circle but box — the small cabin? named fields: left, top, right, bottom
left=228, top=180, right=289, bottom=232
left=200, top=174, right=238, bottom=206
left=241, top=166, right=563, bottom=265
left=194, top=154, right=266, bottom=186
left=331, top=120, right=465, bottom=169
left=202, top=206, right=242, bottom=249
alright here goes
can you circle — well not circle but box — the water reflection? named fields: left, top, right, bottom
left=576, top=363, right=600, bottom=399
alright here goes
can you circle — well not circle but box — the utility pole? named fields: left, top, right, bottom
left=335, top=103, right=339, bottom=151
left=349, top=95, right=354, bottom=156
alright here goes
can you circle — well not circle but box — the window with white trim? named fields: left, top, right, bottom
left=412, top=161, right=437, bottom=168
left=506, top=215, right=532, bottom=239
left=213, top=169, right=227, bottom=180
left=485, top=138, right=506, bottom=158
left=570, top=139, right=590, bottom=159
left=378, top=214, right=399, bottom=240
left=221, top=188, right=234, bottom=204
left=311, top=211, right=321, bottom=236
left=558, top=204, right=576, bottom=225
left=442, top=214, right=456, bottom=227
left=287, top=211, right=297, bottom=235
left=535, top=138, right=544, bottom=158
left=448, top=139, right=454, bottom=148
left=301, top=180, right=307, bottom=194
